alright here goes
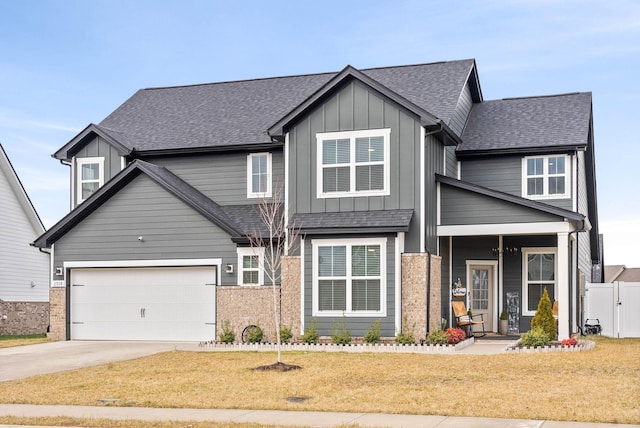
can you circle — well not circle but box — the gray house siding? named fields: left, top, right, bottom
left=288, top=80, right=423, bottom=252
left=425, top=134, right=444, bottom=253
left=73, top=136, right=122, bottom=206
left=445, top=146, right=458, bottom=178
left=53, top=174, right=239, bottom=285
left=302, top=234, right=397, bottom=337
left=439, top=186, right=563, bottom=225
left=448, top=83, right=473, bottom=136
left=460, top=155, right=574, bottom=212
left=150, top=151, right=284, bottom=206
left=576, top=150, right=591, bottom=276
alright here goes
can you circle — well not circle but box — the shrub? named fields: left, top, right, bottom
left=445, top=327, right=467, bottom=344
left=218, top=320, right=235, bottom=344
left=500, top=309, right=508, bottom=320
left=363, top=319, right=382, bottom=344
left=246, top=325, right=263, bottom=343
left=562, top=337, right=578, bottom=347
left=302, top=318, right=319, bottom=344
left=395, top=317, right=416, bottom=345
left=427, top=329, right=448, bottom=345
left=331, top=319, right=352, bottom=345
left=531, top=287, right=557, bottom=340
left=279, top=325, right=293, bottom=344
left=521, top=327, right=551, bottom=347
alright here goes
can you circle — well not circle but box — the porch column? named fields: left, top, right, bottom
left=557, top=232, right=569, bottom=340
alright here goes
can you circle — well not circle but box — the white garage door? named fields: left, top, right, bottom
left=70, top=266, right=216, bottom=341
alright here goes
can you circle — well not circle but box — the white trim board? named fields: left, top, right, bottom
left=438, top=222, right=576, bottom=237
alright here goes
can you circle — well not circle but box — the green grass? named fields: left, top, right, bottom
left=0, top=333, right=47, bottom=341
left=0, top=334, right=49, bottom=348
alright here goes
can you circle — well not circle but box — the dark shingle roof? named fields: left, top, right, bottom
left=458, top=92, right=592, bottom=155
left=52, top=60, right=476, bottom=157
left=292, top=209, right=414, bottom=235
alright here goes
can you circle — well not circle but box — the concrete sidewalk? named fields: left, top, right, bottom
left=1, top=404, right=638, bottom=428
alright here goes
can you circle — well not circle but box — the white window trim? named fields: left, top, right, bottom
left=312, top=237, right=387, bottom=317
left=521, top=155, right=570, bottom=200
left=247, top=152, right=272, bottom=198
left=76, top=157, right=104, bottom=204
left=316, top=128, right=391, bottom=198
left=522, top=247, right=557, bottom=316
left=237, top=247, right=264, bottom=286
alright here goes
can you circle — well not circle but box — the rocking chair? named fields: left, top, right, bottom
left=452, top=301, right=486, bottom=337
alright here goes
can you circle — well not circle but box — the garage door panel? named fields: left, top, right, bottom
left=70, top=266, right=216, bottom=341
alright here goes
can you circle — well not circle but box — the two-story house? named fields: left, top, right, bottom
left=34, top=59, right=600, bottom=341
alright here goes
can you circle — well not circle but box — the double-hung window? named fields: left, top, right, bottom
left=522, top=155, right=569, bottom=199
left=237, top=247, right=264, bottom=286
left=313, top=238, right=386, bottom=316
left=76, top=157, right=104, bottom=204
left=317, top=129, right=390, bottom=197
left=522, top=248, right=557, bottom=315
left=247, top=153, right=272, bottom=198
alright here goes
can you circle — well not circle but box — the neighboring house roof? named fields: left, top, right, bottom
left=292, top=209, right=414, bottom=235
left=457, top=92, right=592, bottom=156
left=435, top=174, right=586, bottom=225
left=33, top=160, right=246, bottom=248
left=604, top=265, right=640, bottom=282
left=0, top=144, right=45, bottom=234
left=53, top=59, right=478, bottom=160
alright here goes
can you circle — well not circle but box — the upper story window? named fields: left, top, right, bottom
left=237, top=247, right=264, bottom=286
left=76, top=157, right=104, bottom=204
left=312, top=238, right=386, bottom=316
left=522, top=155, right=570, bottom=199
left=247, top=153, right=272, bottom=198
left=316, top=129, right=390, bottom=198
left=522, top=247, right=557, bottom=315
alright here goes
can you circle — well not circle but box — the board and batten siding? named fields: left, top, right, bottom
left=448, top=83, right=473, bottom=136
left=439, top=185, right=563, bottom=226
left=445, top=146, right=458, bottom=178
left=151, top=151, right=284, bottom=206
left=576, top=150, right=591, bottom=276
left=287, top=80, right=423, bottom=252
left=0, top=165, right=48, bottom=302
left=54, top=174, right=239, bottom=285
left=302, top=234, right=397, bottom=337
left=425, top=134, right=444, bottom=253
left=460, top=155, right=574, bottom=212
left=73, top=136, right=123, bottom=206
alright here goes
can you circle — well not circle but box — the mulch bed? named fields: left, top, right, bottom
left=252, top=362, right=302, bottom=372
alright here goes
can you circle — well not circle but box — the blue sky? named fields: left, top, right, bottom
left=1, top=0, right=639, bottom=267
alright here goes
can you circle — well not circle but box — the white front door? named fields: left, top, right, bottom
left=467, top=262, right=497, bottom=333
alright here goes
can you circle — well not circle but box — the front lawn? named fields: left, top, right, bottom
left=1, top=336, right=638, bottom=424
left=0, top=334, right=49, bottom=348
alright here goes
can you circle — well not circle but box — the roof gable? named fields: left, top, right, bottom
left=0, top=143, right=44, bottom=233
left=53, top=123, right=134, bottom=161
left=458, top=92, right=592, bottom=155
left=33, top=160, right=243, bottom=247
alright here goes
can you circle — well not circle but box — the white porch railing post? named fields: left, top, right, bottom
left=557, top=232, right=569, bottom=340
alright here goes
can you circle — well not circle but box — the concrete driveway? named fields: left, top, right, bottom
left=0, top=341, right=192, bottom=382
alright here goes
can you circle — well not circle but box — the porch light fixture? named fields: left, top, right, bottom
left=225, top=264, right=234, bottom=274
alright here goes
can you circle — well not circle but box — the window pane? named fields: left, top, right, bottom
left=243, top=255, right=258, bottom=269
left=318, top=246, right=346, bottom=277
left=323, top=166, right=350, bottom=193
left=319, top=279, right=346, bottom=311
left=548, top=156, right=565, bottom=174
left=527, top=177, right=543, bottom=195
left=548, top=177, right=565, bottom=194
left=352, top=245, right=380, bottom=276
left=81, top=163, right=99, bottom=180
left=527, top=158, right=543, bottom=176
left=527, top=283, right=554, bottom=312
left=355, top=136, right=384, bottom=163
left=323, top=140, right=336, bottom=165
left=352, top=279, right=380, bottom=311
left=541, top=254, right=555, bottom=280
left=81, top=182, right=99, bottom=199
left=243, top=271, right=259, bottom=284
left=251, top=155, right=268, bottom=193
left=355, top=164, right=384, bottom=191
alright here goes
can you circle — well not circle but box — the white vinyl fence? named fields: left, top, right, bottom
left=585, top=282, right=640, bottom=338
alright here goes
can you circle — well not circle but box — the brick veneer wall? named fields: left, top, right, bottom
left=0, top=301, right=49, bottom=336
left=280, top=256, right=301, bottom=338
left=47, top=288, right=66, bottom=340
left=401, top=253, right=442, bottom=339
